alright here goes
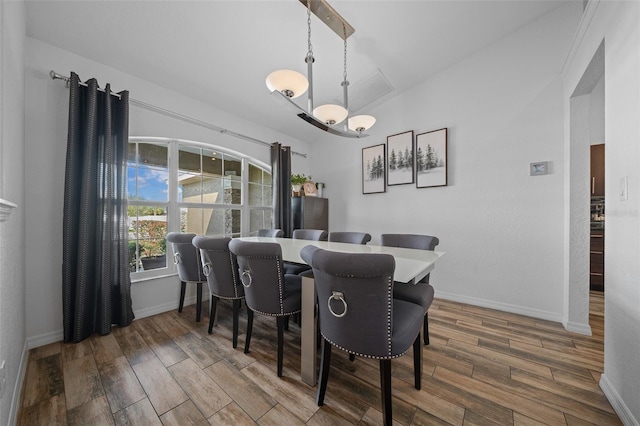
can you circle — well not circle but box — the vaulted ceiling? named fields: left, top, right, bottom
left=26, top=0, right=572, bottom=141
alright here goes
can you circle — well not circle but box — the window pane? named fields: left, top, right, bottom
left=250, top=209, right=272, bottom=235
left=128, top=205, right=167, bottom=272
left=128, top=142, right=168, bottom=202
left=248, top=183, right=262, bottom=206
left=223, top=176, right=242, bottom=205
left=223, top=154, right=242, bottom=179
left=180, top=207, right=240, bottom=236
left=202, top=176, right=223, bottom=204
left=263, top=183, right=272, bottom=207
left=249, top=164, right=262, bottom=184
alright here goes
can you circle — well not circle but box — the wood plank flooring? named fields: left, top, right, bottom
left=17, top=291, right=618, bottom=425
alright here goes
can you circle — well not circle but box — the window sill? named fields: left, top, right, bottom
left=131, top=271, right=177, bottom=284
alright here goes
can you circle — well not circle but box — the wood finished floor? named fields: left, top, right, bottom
left=17, top=291, right=618, bottom=425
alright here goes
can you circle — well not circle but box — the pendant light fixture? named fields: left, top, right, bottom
left=265, top=0, right=375, bottom=138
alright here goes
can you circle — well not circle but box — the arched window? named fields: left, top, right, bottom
left=127, top=137, right=272, bottom=279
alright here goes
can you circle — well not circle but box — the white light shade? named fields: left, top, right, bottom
left=348, top=115, right=376, bottom=132
left=313, top=104, right=348, bottom=125
left=265, top=70, right=308, bottom=99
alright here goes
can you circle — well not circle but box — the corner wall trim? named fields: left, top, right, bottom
left=8, top=341, right=29, bottom=426
left=600, top=374, right=640, bottom=426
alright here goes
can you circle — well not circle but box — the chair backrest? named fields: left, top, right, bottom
left=328, top=232, right=372, bottom=245
left=300, top=245, right=398, bottom=359
left=292, top=229, right=328, bottom=241
left=228, top=239, right=289, bottom=315
left=192, top=236, right=243, bottom=299
left=257, top=228, right=284, bottom=238
left=166, top=232, right=204, bottom=282
left=380, top=234, right=439, bottom=251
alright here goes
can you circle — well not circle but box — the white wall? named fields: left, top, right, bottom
left=563, top=1, right=640, bottom=423
left=310, top=3, right=581, bottom=322
left=24, top=37, right=311, bottom=347
left=590, top=76, right=605, bottom=144
left=0, top=0, right=27, bottom=424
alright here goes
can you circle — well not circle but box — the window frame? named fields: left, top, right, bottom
left=128, top=137, right=272, bottom=282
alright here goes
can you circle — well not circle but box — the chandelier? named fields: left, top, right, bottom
left=265, top=0, right=376, bottom=138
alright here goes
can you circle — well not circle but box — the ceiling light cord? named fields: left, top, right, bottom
left=342, top=24, right=350, bottom=131
left=305, top=0, right=315, bottom=113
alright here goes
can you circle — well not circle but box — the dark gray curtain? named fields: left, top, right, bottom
left=271, top=143, right=292, bottom=237
left=63, top=72, right=134, bottom=343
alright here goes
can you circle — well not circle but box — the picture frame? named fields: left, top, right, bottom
left=387, top=130, right=414, bottom=185
left=416, top=128, right=448, bottom=188
left=362, top=144, right=386, bottom=194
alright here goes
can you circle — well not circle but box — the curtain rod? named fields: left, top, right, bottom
left=49, top=71, right=307, bottom=158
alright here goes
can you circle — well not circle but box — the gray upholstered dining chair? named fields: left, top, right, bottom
left=192, top=236, right=244, bottom=348
left=284, top=228, right=329, bottom=275
left=381, top=233, right=439, bottom=345
left=228, top=239, right=302, bottom=377
left=328, top=231, right=372, bottom=245
left=257, top=228, right=284, bottom=237
left=166, top=232, right=206, bottom=322
left=300, top=245, right=425, bottom=426
left=292, top=228, right=328, bottom=241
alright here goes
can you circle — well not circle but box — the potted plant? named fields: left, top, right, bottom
left=291, top=173, right=310, bottom=196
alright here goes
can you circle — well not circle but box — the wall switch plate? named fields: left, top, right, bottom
left=619, top=176, right=628, bottom=201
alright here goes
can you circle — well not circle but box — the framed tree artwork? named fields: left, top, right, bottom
left=362, top=144, right=386, bottom=194
left=416, top=128, right=448, bottom=188
left=387, top=130, right=414, bottom=185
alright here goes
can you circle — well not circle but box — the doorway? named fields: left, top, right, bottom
left=567, top=40, right=604, bottom=336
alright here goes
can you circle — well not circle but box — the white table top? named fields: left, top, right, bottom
left=237, top=237, right=444, bottom=284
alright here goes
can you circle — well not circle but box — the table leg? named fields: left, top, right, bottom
left=301, top=276, right=317, bottom=386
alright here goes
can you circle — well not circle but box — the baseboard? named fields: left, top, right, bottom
left=26, top=295, right=209, bottom=349
left=435, top=290, right=564, bottom=324
left=600, top=374, right=639, bottom=426
left=8, top=341, right=29, bottom=425
left=27, top=329, right=64, bottom=349
left=133, top=300, right=179, bottom=320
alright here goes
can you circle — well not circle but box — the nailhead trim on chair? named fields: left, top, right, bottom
left=320, top=333, right=410, bottom=360
left=386, top=275, right=393, bottom=358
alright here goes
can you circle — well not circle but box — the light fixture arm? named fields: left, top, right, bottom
left=267, top=0, right=372, bottom=138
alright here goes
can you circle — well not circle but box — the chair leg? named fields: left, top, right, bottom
left=196, top=282, right=203, bottom=322
left=232, top=299, right=241, bottom=349
left=277, top=316, right=285, bottom=377
left=208, top=296, right=219, bottom=334
left=423, top=313, right=430, bottom=345
left=179, top=281, right=186, bottom=312
left=380, top=359, right=393, bottom=426
left=413, top=334, right=422, bottom=390
left=349, top=353, right=355, bottom=362
left=244, top=309, right=254, bottom=354
left=284, top=315, right=290, bottom=331
left=316, top=338, right=332, bottom=406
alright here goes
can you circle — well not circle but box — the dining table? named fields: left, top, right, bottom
left=236, top=236, right=444, bottom=386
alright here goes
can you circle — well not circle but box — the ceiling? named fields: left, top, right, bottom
left=25, top=0, right=572, bottom=142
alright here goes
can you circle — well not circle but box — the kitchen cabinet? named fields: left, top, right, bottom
left=590, top=144, right=605, bottom=196
left=291, top=196, right=328, bottom=232
left=590, top=229, right=604, bottom=292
